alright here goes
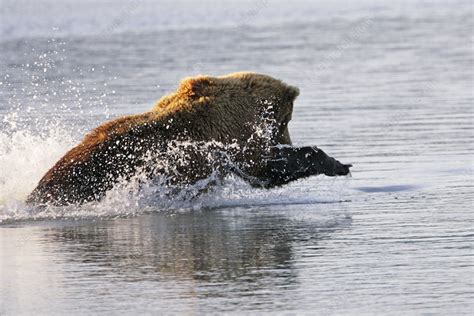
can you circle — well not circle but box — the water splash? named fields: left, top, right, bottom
left=0, top=43, right=350, bottom=223
left=0, top=118, right=350, bottom=223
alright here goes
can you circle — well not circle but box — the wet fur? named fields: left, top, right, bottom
left=27, top=72, right=301, bottom=205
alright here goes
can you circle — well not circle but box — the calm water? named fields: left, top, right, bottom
left=1, top=0, right=473, bottom=314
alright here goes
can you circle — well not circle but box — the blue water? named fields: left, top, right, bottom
left=0, top=0, right=473, bottom=314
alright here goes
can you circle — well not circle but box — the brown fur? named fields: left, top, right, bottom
left=27, top=72, right=299, bottom=205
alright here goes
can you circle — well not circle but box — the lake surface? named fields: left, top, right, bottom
left=0, top=0, right=473, bottom=314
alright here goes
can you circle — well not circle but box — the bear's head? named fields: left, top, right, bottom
left=225, top=72, right=299, bottom=145
left=154, top=72, right=299, bottom=145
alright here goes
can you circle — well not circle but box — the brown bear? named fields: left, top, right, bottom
left=27, top=72, right=351, bottom=206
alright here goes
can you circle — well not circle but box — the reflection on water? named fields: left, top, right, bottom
left=1, top=206, right=351, bottom=314
left=51, top=211, right=299, bottom=283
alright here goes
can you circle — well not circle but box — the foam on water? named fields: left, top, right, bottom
left=0, top=129, right=73, bottom=202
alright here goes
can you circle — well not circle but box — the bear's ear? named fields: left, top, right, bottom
left=180, top=76, right=212, bottom=98
left=286, top=86, right=300, bottom=101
